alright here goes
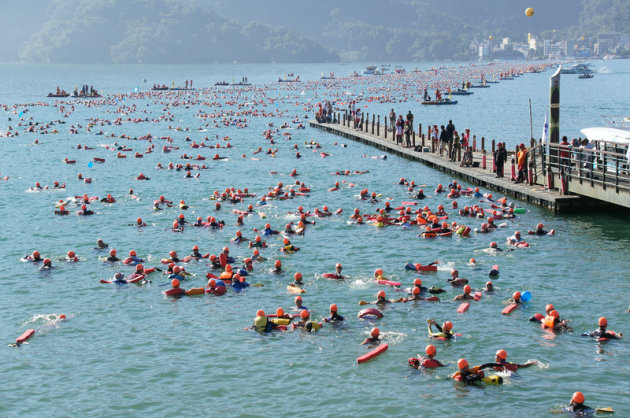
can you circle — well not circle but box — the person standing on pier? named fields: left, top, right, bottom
left=405, top=111, right=414, bottom=148
left=439, top=125, right=447, bottom=156
left=515, top=143, right=528, bottom=183
left=494, top=143, right=507, bottom=178
left=396, top=115, right=404, bottom=145
left=389, top=109, right=396, bottom=132
left=446, top=120, right=455, bottom=159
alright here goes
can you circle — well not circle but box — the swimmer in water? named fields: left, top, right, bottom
left=508, top=291, right=523, bottom=304
left=105, top=249, right=120, bottom=262
left=324, top=304, right=345, bottom=322
left=491, top=349, right=537, bottom=372
left=452, top=359, right=496, bottom=384
left=448, top=269, right=468, bottom=286
left=282, top=238, right=300, bottom=253
left=409, top=344, right=445, bottom=369
left=565, top=392, right=592, bottom=414
left=39, top=258, right=54, bottom=270
left=361, top=327, right=381, bottom=347
left=272, top=259, right=282, bottom=274
left=288, top=272, right=304, bottom=291
left=582, top=317, right=623, bottom=340
left=427, top=319, right=454, bottom=339
left=484, top=281, right=494, bottom=293
left=328, top=263, right=345, bottom=280
left=453, top=285, right=475, bottom=301
left=23, top=250, right=43, bottom=262
left=294, top=295, right=307, bottom=311
left=94, top=239, right=108, bottom=250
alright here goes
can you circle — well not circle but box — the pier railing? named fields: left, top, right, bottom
left=318, top=110, right=630, bottom=208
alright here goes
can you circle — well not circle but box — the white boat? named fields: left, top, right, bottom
left=363, top=65, right=377, bottom=75
left=561, top=63, right=595, bottom=75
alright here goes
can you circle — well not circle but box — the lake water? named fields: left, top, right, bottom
left=1, top=60, right=629, bottom=417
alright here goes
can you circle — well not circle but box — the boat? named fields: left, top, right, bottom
left=214, top=81, right=229, bottom=86
left=578, top=73, right=594, bottom=79
left=320, top=72, right=335, bottom=80
left=422, top=99, right=458, bottom=105
left=468, top=83, right=489, bottom=88
left=231, top=77, right=251, bottom=86
left=349, top=71, right=361, bottom=78
left=561, top=63, right=595, bottom=75
left=395, top=66, right=406, bottom=74
left=72, top=93, right=102, bottom=98
left=47, top=92, right=69, bottom=98
left=151, top=86, right=169, bottom=91
left=449, top=89, right=474, bottom=96
left=363, top=65, right=377, bottom=75
left=278, top=75, right=300, bottom=83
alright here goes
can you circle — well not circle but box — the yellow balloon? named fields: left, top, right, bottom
left=525, top=7, right=534, bottom=17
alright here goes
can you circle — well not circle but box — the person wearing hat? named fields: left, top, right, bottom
left=324, top=304, right=344, bottom=322
left=507, top=230, right=524, bottom=245
left=262, top=223, right=279, bottom=236
left=112, top=272, right=130, bottom=284
left=292, top=309, right=312, bottom=329
left=453, top=285, right=475, bottom=301
left=542, top=310, right=572, bottom=331
left=565, top=392, right=592, bottom=413
left=288, top=272, right=305, bottom=290
left=39, top=258, right=54, bottom=271
left=528, top=223, right=551, bottom=236
left=221, top=247, right=235, bottom=264
left=484, top=281, right=494, bottom=293
left=190, top=245, right=205, bottom=259
left=294, top=296, right=307, bottom=311
left=24, top=250, right=43, bottom=262
left=491, top=349, right=537, bottom=372
left=361, top=327, right=381, bottom=347
left=494, top=142, right=507, bottom=178
left=272, top=259, right=282, bottom=274
left=515, top=143, right=528, bottom=183
left=231, top=274, right=249, bottom=292
left=582, top=317, right=622, bottom=340
left=452, top=358, right=496, bottom=383
left=409, top=344, right=444, bottom=369
left=427, top=319, right=454, bottom=339
left=251, top=310, right=279, bottom=333
left=281, top=238, right=299, bottom=253
left=249, top=235, right=266, bottom=249
left=66, top=251, right=79, bottom=262
left=327, top=263, right=344, bottom=280
left=448, top=269, right=468, bottom=286
left=105, top=249, right=120, bottom=263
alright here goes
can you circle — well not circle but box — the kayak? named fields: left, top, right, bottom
left=357, top=343, right=388, bottom=364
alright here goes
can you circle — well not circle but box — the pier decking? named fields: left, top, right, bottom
left=310, top=120, right=589, bottom=212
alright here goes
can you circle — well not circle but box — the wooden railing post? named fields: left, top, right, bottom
left=372, top=114, right=375, bottom=135
left=481, top=137, right=485, bottom=152
left=377, top=115, right=380, bottom=136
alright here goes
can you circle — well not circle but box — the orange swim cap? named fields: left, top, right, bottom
left=171, top=279, right=180, bottom=287
left=276, top=307, right=284, bottom=317
left=173, top=266, right=181, bottom=273
left=265, top=223, right=271, bottom=229
left=330, top=304, right=337, bottom=312
left=550, top=310, right=559, bottom=318
left=223, top=247, right=229, bottom=253
left=236, top=231, right=242, bottom=237
left=168, top=263, right=175, bottom=269
left=169, top=250, right=177, bottom=257
left=496, top=349, right=507, bottom=360
left=323, top=206, right=328, bottom=211
left=283, top=238, right=289, bottom=245
left=444, top=321, right=453, bottom=331
left=192, top=245, right=199, bottom=251
left=377, top=290, right=386, bottom=298
left=513, top=291, right=521, bottom=301
left=598, top=317, right=607, bottom=327
left=81, top=204, right=87, bottom=210
left=255, top=235, right=261, bottom=242
left=295, top=296, right=302, bottom=302
left=294, top=272, right=302, bottom=280
left=414, top=278, right=422, bottom=286
left=253, top=249, right=260, bottom=256
left=572, top=392, right=585, bottom=404
left=300, top=310, right=309, bottom=319
left=457, top=358, right=468, bottom=370
left=463, top=285, right=471, bottom=294
left=178, top=213, right=184, bottom=219
left=136, top=264, right=143, bottom=271
left=490, top=241, right=498, bottom=248
left=208, top=279, right=216, bottom=287
left=412, top=287, right=420, bottom=295
left=226, top=264, right=233, bottom=272
left=537, top=223, right=544, bottom=229
left=469, top=258, right=476, bottom=264
left=442, top=222, right=448, bottom=228
left=371, top=327, right=380, bottom=337
left=256, top=309, right=265, bottom=317
left=43, top=258, right=51, bottom=265
left=545, top=304, right=554, bottom=312
left=425, top=344, right=436, bottom=356
left=274, top=260, right=281, bottom=268
left=375, top=268, right=383, bottom=277
left=210, top=255, right=217, bottom=260
left=67, top=251, right=75, bottom=258
left=110, top=249, right=117, bottom=256
left=335, top=263, right=342, bottom=269
left=129, top=250, right=136, bottom=256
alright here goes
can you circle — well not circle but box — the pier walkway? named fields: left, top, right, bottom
left=310, top=115, right=630, bottom=212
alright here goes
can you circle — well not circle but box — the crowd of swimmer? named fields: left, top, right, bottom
left=24, top=169, right=622, bottom=412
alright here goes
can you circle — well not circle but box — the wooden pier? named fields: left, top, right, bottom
left=310, top=118, right=591, bottom=212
